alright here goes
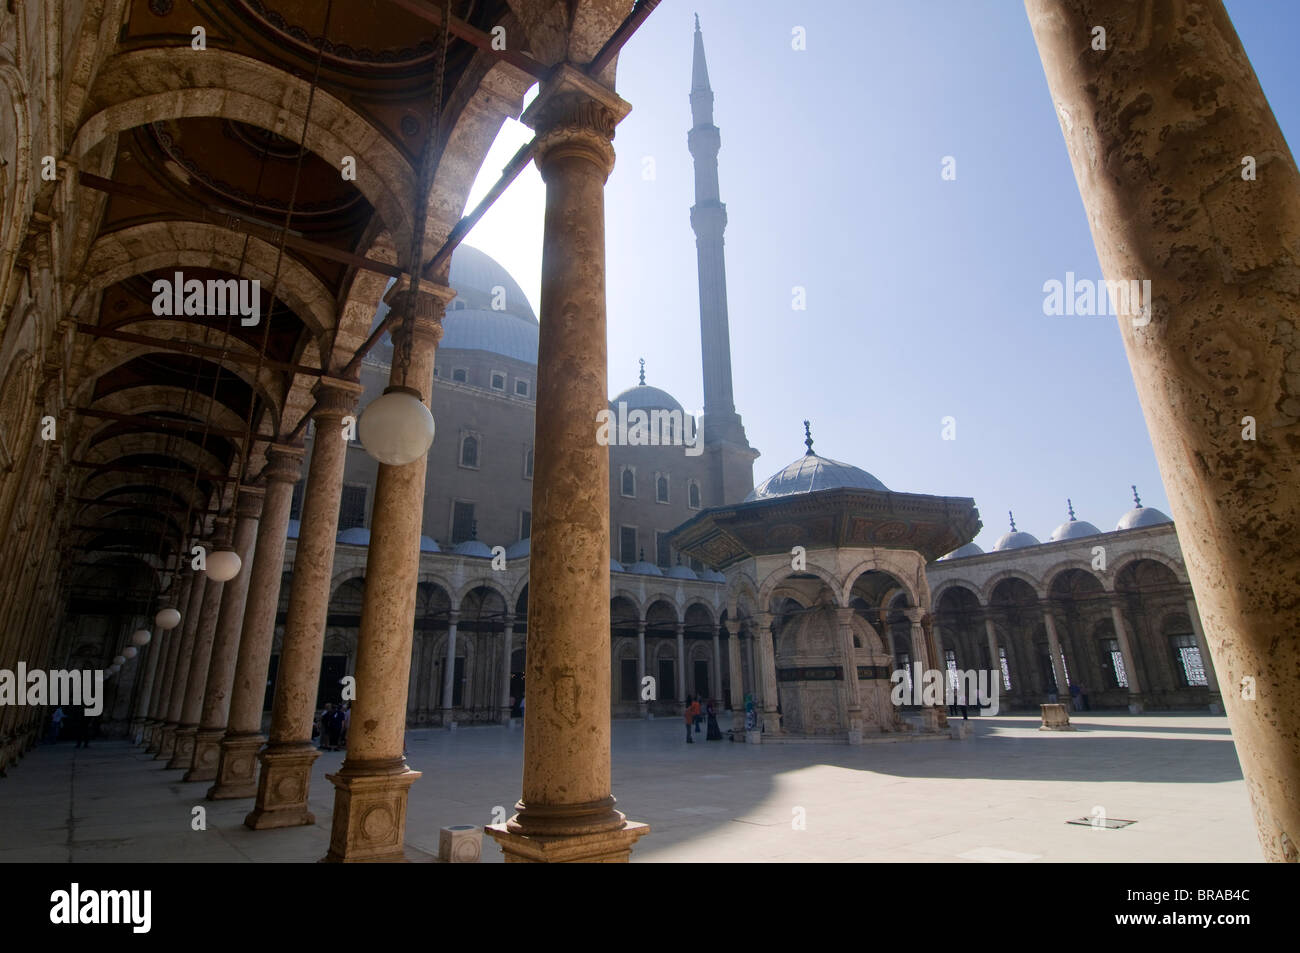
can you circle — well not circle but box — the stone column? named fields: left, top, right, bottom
left=187, top=488, right=262, bottom=782
left=835, top=607, right=863, bottom=743
left=1185, top=595, right=1222, bottom=712
left=209, top=447, right=302, bottom=799
left=675, top=623, right=687, bottom=709
left=1025, top=0, right=1300, bottom=862
left=725, top=620, right=744, bottom=729
left=245, top=379, right=360, bottom=826
left=168, top=561, right=225, bottom=770
left=754, top=611, right=781, bottom=736
left=441, top=610, right=460, bottom=724
left=486, top=66, right=646, bottom=864
left=1107, top=596, right=1145, bottom=712
left=158, top=571, right=208, bottom=761
left=132, top=623, right=163, bottom=743
left=1041, top=608, right=1071, bottom=706
left=499, top=616, right=515, bottom=724
left=983, top=615, right=1001, bottom=699
left=323, top=285, right=450, bottom=862
left=144, top=575, right=189, bottom=749
left=711, top=623, right=723, bottom=701
left=905, top=607, right=942, bottom=731
left=636, top=621, right=647, bottom=718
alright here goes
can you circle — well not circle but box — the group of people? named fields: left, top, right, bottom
left=683, top=695, right=723, bottom=743
left=45, top=706, right=97, bottom=748
left=314, top=702, right=351, bottom=751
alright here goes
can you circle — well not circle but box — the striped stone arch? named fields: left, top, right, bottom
left=1042, top=559, right=1113, bottom=596
left=930, top=577, right=985, bottom=608
left=682, top=598, right=716, bottom=626
left=981, top=568, right=1046, bottom=605
left=1110, top=548, right=1189, bottom=586
left=757, top=560, right=841, bottom=613
left=611, top=587, right=644, bottom=619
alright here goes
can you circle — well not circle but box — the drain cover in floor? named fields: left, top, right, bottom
left=1067, top=817, right=1137, bottom=829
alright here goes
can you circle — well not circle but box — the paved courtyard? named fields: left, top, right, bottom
left=0, top=713, right=1260, bottom=863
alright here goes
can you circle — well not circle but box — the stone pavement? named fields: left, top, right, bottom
left=0, top=713, right=1261, bottom=862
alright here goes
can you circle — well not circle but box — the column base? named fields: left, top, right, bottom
left=155, top=725, right=177, bottom=760
left=166, top=726, right=197, bottom=770
left=761, top=709, right=782, bottom=736
left=1127, top=695, right=1146, bottom=714
left=207, top=732, right=264, bottom=800
left=485, top=818, right=650, bottom=863
left=182, top=728, right=225, bottom=782
left=245, top=742, right=321, bottom=830
left=322, top=760, right=422, bottom=862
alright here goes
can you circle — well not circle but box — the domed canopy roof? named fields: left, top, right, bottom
left=666, top=564, right=697, bottom=580
left=628, top=560, right=663, bottom=576
left=419, top=536, right=440, bottom=553
left=1116, top=486, right=1172, bottom=530
left=699, top=568, right=726, bottom=583
left=940, top=542, right=983, bottom=560
left=286, top=519, right=300, bottom=539
left=993, top=511, right=1039, bottom=551
left=1049, top=500, right=1101, bottom=542
left=610, top=558, right=624, bottom=573
left=746, top=421, right=887, bottom=502
left=337, top=527, right=370, bottom=545
left=747, top=453, right=887, bottom=501
left=505, top=538, right=530, bottom=559
left=610, top=359, right=684, bottom=413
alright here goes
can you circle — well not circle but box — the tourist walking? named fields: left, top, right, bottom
left=685, top=695, right=700, bottom=743
left=706, top=699, right=722, bottom=740
left=46, top=706, right=65, bottom=744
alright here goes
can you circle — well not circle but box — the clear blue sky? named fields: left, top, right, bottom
left=462, top=0, right=1299, bottom=552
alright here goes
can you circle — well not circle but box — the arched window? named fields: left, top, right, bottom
left=621, top=467, right=635, bottom=497
left=688, top=481, right=701, bottom=509
left=460, top=434, right=479, bottom=468
left=656, top=474, right=669, bottom=503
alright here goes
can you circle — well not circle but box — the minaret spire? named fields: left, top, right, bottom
left=688, top=17, right=757, bottom=506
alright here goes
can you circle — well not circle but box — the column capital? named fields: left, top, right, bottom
left=902, top=606, right=926, bottom=625
left=674, top=622, right=686, bottom=635
left=834, top=605, right=858, bottom=625
left=522, top=65, right=632, bottom=178
left=753, top=611, right=774, bottom=629
left=263, top=446, right=305, bottom=485
left=635, top=620, right=646, bottom=635
left=311, top=377, right=364, bottom=419
left=236, top=485, right=265, bottom=520
left=447, top=609, right=460, bottom=626
left=503, top=614, right=515, bottom=629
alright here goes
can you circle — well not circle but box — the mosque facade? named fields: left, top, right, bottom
left=238, top=23, right=1221, bottom=733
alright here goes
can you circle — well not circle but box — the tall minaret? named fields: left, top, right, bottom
left=689, top=15, right=757, bottom=505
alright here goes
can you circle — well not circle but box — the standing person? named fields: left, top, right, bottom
left=340, top=702, right=351, bottom=748
left=706, top=699, right=722, bottom=741
left=684, top=695, right=700, bottom=744
left=321, top=703, right=337, bottom=751
left=1069, top=682, right=1081, bottom=712
left=47, top=707, right=65, bottom=744
left=74, top=708, right=95, bottom=749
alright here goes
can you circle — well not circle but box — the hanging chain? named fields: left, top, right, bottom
left=397, top=0, right=453, bottom=389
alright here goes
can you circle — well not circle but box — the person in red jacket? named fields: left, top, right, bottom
left=685, top=696, right=701, bottom=744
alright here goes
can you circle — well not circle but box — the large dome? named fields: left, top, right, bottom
left=611, top=384, right=683, bottom=413
left=746, top=452, right=889, bottom=502
left=368, top=245, right=539, bottom=364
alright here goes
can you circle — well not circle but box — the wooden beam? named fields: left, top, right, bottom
left=77, top=172, right=404, bottom=280
left=70, top=459, right=238, bottom=484
left=386, top=0, right=551, bottom=79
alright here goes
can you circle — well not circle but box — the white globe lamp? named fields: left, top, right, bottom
left=358, top=386, right=435, bottom=465
left=155, top=608, right=181, bottom=630
left=122, top=646, right=137, bottom=660
left=206, top=550, right=242, bottom=582
left=131, top=629, right=152, bottom=647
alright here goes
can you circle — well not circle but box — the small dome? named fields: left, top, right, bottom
left=746, top=452, right=887, bottom=501
left=700, top=568, right=726, bottom=583
left=611, top=384, right=683, bottom=414
left=286, top=519, right=300, bottom=539
left=1116, top=486, right=1172, bottom=531
left=505, top=538, right=530, bottom=559
left=940, top=542, right=983, bottom=560
left=628, top=560, right=663, bottom=576
left=419, top=536, right=440, bottom=553
left=337, top=527, right=370, bottom=545
left=1116, top=506, right=1172, bottom=530
left=610, top=558, right=624, bottom=573
left=1050, top=519, right=1102, bottom=541
left=452, top=539, right=493, bottom=558
left=667, top=564, right=698, bottom=580
left=994, top=530, right=1040, bottom=551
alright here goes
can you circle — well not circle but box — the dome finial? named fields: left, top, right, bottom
left=803, top=419, right=814, bottom=456
left=1132, top=484, right=1142, bottom=508
left=638, top=357, right=645, bottom=386
left=1067, top=498, right=1076, bottom=521
left=1009, top=510, right=1017, bottom=532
